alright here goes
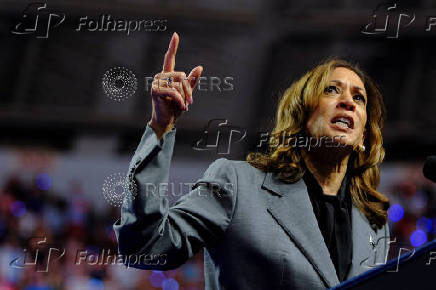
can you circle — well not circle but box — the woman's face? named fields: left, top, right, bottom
left=306, top=67, right=367, bottom=149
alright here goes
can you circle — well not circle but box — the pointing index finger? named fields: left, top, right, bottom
left=163, top=32, right=179, bottom=72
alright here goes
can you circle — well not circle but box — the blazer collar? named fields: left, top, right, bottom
left=347, top=206, right=377, bottom=279
left=262, top=172, right=375, bottom=287
left=263, top=172, right=340, bottom=288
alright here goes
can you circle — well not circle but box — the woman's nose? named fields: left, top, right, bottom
left=336, top=99, right=355, bottom=112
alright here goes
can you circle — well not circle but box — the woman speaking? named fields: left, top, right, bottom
left=113, top=32, right=390, bottom=289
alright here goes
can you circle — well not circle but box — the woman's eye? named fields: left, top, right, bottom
left=324, top=85, right=339, bottom=94
left=354, top=94, right=366, bottom=103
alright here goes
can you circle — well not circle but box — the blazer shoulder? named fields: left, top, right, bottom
left=208, top=158, right=266, bottom=183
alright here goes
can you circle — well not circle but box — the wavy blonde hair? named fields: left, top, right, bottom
left=246, top=58, right=390, bottom=229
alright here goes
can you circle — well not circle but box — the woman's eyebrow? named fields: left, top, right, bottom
left=330, top=80, right=366, bottom=94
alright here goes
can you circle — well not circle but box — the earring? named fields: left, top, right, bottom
left=359, top=144, right=366, bottom=152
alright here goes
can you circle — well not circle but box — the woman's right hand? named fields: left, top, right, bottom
left=149, top=32, right=203, bottom=140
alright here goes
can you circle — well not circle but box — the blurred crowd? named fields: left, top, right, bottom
left=0, top=164, right=434, bottom=289
left=0, top=174, right=204, bottom=290
left=385, top=166, right=436, bottom=260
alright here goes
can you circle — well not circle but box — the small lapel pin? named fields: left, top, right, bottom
left=369, top=234, right=376, bottom=250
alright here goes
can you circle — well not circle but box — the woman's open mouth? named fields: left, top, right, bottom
left=330, top=115, right=354, bottom=132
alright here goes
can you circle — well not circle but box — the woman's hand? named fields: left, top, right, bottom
left=149, top=32, right=203, bottom=140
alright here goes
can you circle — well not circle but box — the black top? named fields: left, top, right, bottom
left=303, top=171, right=353, bottom=282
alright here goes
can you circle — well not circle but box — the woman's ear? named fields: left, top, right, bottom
left=356, top=128, right=366, bottom=152
left=360, top=128, right=366, bottom=145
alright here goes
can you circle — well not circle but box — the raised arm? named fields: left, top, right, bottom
left=113, top=33, right=237, bottom=270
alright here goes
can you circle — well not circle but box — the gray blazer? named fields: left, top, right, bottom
left=113, top=124, right=390, bottom=289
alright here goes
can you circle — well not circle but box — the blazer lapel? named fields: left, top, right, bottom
left=346, top=205, right=375, bottom=279
left=263, top=172, right=340, bottom=288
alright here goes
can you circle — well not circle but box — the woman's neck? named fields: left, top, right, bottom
left=301, top=148, right=350, bottom=196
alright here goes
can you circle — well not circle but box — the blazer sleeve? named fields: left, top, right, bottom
left=113, top=123, right=238, bottom=270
